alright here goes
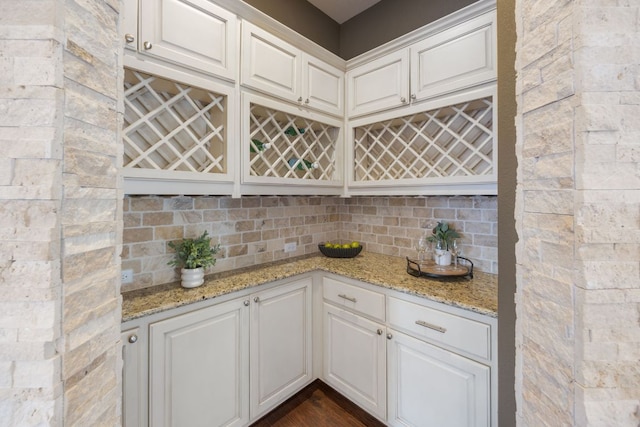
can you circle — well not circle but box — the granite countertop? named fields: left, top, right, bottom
left=122, top=252, right=498, bottom=322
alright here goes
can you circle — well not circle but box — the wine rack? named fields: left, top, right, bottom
left=352, top=96, right=494, bottom=182
left=123, top=69, right=228, bottom=175
left=247, top=102, right=339, bottom=181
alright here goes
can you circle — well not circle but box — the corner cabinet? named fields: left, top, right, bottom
left=250, top=278, right=313, bottom=419
left=124, top=0, right=237, bottom=81
left=240, top=92, right=344, bottom=195
left=241, top=21, right=344, bottom=117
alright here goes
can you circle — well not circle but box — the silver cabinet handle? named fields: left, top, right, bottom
left=243, top=300, right=250, bottom=306
left=400, top=97, right=407, bottom=103
left=124, top=34, right=135, bottom=43
left=143, top=41, right=152, bottom=50
left=338, top=294, right=356, bottom=303
left=377, top=329, right=383, bottom=335
left=128, top=334, right=138, bottom=344
left=415, top=320, right=447, bottom=333
left=386, top=333, right=393, bottom=340
left=253, top=296, right=260, bottom=303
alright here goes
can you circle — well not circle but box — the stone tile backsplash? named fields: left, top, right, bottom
left=122, top=195, right=497, bottom=291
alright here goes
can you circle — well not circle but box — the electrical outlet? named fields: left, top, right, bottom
left=284, top=242, right=297, bottom=253
left=121, top=269, right=133, bottom=284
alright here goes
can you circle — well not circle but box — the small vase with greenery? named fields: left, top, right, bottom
left=427, top=221, right=461, bottom=265
left=168, top=231, right=221, bottom=288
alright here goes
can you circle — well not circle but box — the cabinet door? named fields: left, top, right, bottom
left=139, top=0, right=237, bottom=80
left=149, top=298, right=250, bottom=427
left=122, top=0, right=138, bottom=51
left=387, top=331, right=490, bottom=427
left=323, top=303, right=386, bottom=420
left=346, top=49, right=409, bottom=117
left=121, top=328, right=144, bottom=427
left=241, top=21, right=302, bottom=102
left=410, top=12, right=495, bottom=102
left=302, top=54, right=344, bottom=116
left=250, top=278, right=313, bottom=419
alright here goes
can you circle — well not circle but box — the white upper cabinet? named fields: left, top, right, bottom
left=346, top=49, right=409, bottom=117
left=132, top=0, right=237, bottom=81
left=410, top=12, right=496, bottom=102
left=241, top=21, right=344, bottom=116
left=122, top=0, right=139, bottom=52
left=346, top=9, right=496, bottom=118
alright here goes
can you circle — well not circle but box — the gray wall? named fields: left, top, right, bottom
left=244, top=0, right=478, bottom=60
left=339, top=0, right=478, bottom=59
left=243, top=0, right=340, bottom=55
left=496, top=0, right=516, bottom=425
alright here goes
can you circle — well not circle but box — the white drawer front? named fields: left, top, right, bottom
left=388, top=296, right=490, bottom=360
left=323, top=277, right=385, bottom=322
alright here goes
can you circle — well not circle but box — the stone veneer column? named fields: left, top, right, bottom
left=515, top=1, right=640, bottom=425
left=0, top=1, right=123, bottom=425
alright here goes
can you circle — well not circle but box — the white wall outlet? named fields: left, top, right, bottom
left=284, top=242, right=297, bottom=253
left=121, top=269, right=133, bottom=284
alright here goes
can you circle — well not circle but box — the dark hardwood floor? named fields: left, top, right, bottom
left=250, top=380, right=385, bottom=427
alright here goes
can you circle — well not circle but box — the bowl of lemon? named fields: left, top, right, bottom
left=318, top=241, right=362, bottom=258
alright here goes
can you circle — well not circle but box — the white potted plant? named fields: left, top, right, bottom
left=168, top=231, right=220, bottom=288
left=427, top=221, right=461, bottom=266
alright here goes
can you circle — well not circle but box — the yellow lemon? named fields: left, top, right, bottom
left=350, top=241, right=360, bottom=248
left=341, top=244, right=351, bottom=249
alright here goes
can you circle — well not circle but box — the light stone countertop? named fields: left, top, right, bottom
left=122, top=252, right=498, bottom=322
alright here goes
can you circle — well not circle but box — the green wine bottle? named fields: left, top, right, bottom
left=288, top=158, right=317, bottom=170
left=250, top=139, right=269, bottom=153
left=284, top=126, right=305, bottom=136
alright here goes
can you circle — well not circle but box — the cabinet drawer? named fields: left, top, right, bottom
left=323, top=277, right=385, bottom=321
left=388, top=297, right=490, bottom=359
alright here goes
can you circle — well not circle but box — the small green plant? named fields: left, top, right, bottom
left=427, top=221, right=461, bottom=250
left=168, top=231, right=220, bottom=270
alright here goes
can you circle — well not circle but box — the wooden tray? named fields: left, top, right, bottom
left=406, top=256, right=473, bottom=279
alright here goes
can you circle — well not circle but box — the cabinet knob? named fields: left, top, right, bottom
left=124, top=34, right=135, bottom=44
left=253, top=296, right=260, bottom=303
left=297, top=96, right=303, bottom=103
left=143, top=41, right=152, bottom=50
left=411, top=93, right=417, bottom=100
left=386, top=333, right=393, bottom=340
left=400, top=97, right=407, bottom=103
left=304, top=98, right=309, bottom=104
left=243, top=300, right=250, bottom=306
left=377, top=329, right=383, bottom=335
left=128, top=334, right=138, bottom=344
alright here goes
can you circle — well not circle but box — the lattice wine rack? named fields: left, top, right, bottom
left=248, top=103, right=338, bottom=181
left=123, top=69, right=227, bottom=175
left=353, top=96, right=494, bottom=183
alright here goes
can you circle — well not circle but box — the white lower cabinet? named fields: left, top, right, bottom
left=122, top=272, right=495, bottom=427
left=387, top=331, right=490, bottom=427
left=149, top=297, right=250, bottom=427
left=250, top=278, right=313, bottom=420
left=323, top=303, right=387, bottom=420
left=121, top=327, right=144, bottom=427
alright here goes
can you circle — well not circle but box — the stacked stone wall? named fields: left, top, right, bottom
left=515, top=1, right=640, bottom=425
left=0, top=1, right=123, bottom=425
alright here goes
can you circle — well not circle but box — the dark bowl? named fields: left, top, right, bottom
left=318, top=244, right=363, bottom=258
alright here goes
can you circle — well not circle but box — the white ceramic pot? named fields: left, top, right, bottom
left=181, top=267, right=204, bottom=288
left=434, top=250, right=452, bottom=266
